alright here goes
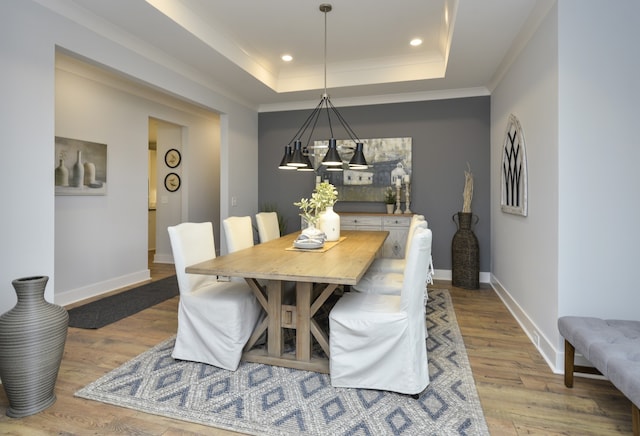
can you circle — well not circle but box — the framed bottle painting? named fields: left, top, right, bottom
left=54, top=136, right=107, bottom=196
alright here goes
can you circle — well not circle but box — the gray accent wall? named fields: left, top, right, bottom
left=258, top=96, right=490, bottom=272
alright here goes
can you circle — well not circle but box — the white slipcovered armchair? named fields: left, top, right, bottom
left=168, top=222, right=263, bottom=371
left=329, top=227, right=433, bottom=395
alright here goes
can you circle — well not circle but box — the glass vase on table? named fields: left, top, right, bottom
left=301, top=217, right=326, bottom=239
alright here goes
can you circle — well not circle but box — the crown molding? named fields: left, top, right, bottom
left=487, top=0, right=556, bottom=93
left=259, top=86, right=490, bottom=113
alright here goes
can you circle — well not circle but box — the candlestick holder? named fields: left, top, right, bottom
left=394, top=185, right=402, bottom=214
left=404, top=182, right=412, bottom=214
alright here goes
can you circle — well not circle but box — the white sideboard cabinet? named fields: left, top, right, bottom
left=340, top=213, right=412, bottom=259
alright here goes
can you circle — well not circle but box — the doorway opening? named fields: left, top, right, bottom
left=148, top=117, right=184, bottom=276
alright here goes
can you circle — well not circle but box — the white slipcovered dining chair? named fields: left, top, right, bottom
left=329, top=227, right=433, bottom=395
left=364, top=214, right=426, bottom=274
left=246, top=213, right=295, bottom=304
left=255, top=212, right=280, bottom=243
left=352, top=219, right=433, bottom=295
left=223, top=216, right=255, bottom=253
left=168, top=222, right=263, bottom=371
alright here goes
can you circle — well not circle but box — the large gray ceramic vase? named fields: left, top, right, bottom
left=0, top=276, right=68, bottom=417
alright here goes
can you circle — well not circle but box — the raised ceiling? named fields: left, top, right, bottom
left=146, top=0, right=452, bottom=93
left=53, top=0, right=540, bottom=110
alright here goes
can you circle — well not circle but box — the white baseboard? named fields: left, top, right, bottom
left=433, top=269, right=490, bottom=283
left=490, top=275, right=560, bottom=373
left=56, top=269, right=151, bottom=307
left=436, top=273, right=598, bottom=377
left=153, top=253, right=174, bottom=264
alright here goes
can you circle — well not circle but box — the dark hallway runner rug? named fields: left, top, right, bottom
left=67, top=275, right=179, bottom=329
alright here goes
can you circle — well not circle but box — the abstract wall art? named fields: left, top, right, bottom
left=312, top=137, right=412, bottom=202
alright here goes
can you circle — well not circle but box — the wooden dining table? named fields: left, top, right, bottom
left=185, top=229, right=388, bottom=373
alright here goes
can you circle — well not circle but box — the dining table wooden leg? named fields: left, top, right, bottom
left=267, top=280, right=283, bottom=357
left=296, top=281, right=312, bottom=361
left=309, top=283, right=338, bottom=357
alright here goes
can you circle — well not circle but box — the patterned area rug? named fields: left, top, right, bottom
left=75, top=289, right=488, bottom=435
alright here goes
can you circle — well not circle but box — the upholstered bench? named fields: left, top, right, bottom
left=558, top=316, right=640, bottom=436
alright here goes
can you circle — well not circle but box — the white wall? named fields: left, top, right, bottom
left=1, top=1, right=57, bottom=311
left=55, top=60, right=226, bottom=304
left=153, top=121, right=184, bottom=263
left=557, top=2, right=640, bottom=318
left=492, top=0, right=640, bottom=372
left=219, top=109, right=259, bottom=254
left=0, top=0, right=258, bottom=313
left=491, top=2, right=559, bottom=368
left=55, top=66, right=151, bottom=300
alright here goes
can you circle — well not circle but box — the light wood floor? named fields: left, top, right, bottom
left=0, top=256, right=633, bottom=435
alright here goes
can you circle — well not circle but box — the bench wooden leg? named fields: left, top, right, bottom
left=564, top=339, right=575, bottom=388
left=562, top=332, right=635, bottom=434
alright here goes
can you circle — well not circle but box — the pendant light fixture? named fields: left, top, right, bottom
left=280, top=4, right=368, bottom=172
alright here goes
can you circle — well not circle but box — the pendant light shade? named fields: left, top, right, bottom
left=322, top=139, right=342, bottom=166
left=278, top=145, right=296, bottom=170
left=278, top=3, right=368, bottom=173
left=298, top=147, right=315, bottom=171
left=349, top=142, right=368, bottom=169
left=287, top=140, right=307, bottom=167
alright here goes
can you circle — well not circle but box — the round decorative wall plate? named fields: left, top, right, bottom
left=164, top=148, right=181, bottom=168
left=164, top=172, right=181, bottom=192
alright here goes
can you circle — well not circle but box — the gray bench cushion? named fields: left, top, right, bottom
left=608, top=357, right=640, bottom=409
left=558, top=316, right=640, bottom=407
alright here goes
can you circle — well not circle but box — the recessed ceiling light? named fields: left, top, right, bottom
left=281, top=54, right=293, bottom=62
left=410, top=38, right=422, bottom=47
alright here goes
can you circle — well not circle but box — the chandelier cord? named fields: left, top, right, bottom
left=322, top=8, right=335, bottom=140
left=287, top=99, right=323, bottom=145
left=280, top=3, right=368, bottom=171
left=328, top=98, right=359, bottom=143
left=323, top=7, right=328, bottom=96
left=324, top=98, right=334, bottom=139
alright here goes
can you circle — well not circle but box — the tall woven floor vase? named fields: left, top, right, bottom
left=0, top=276, right=69, bottom=417
left=451, top=212, right=480, bottom=289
